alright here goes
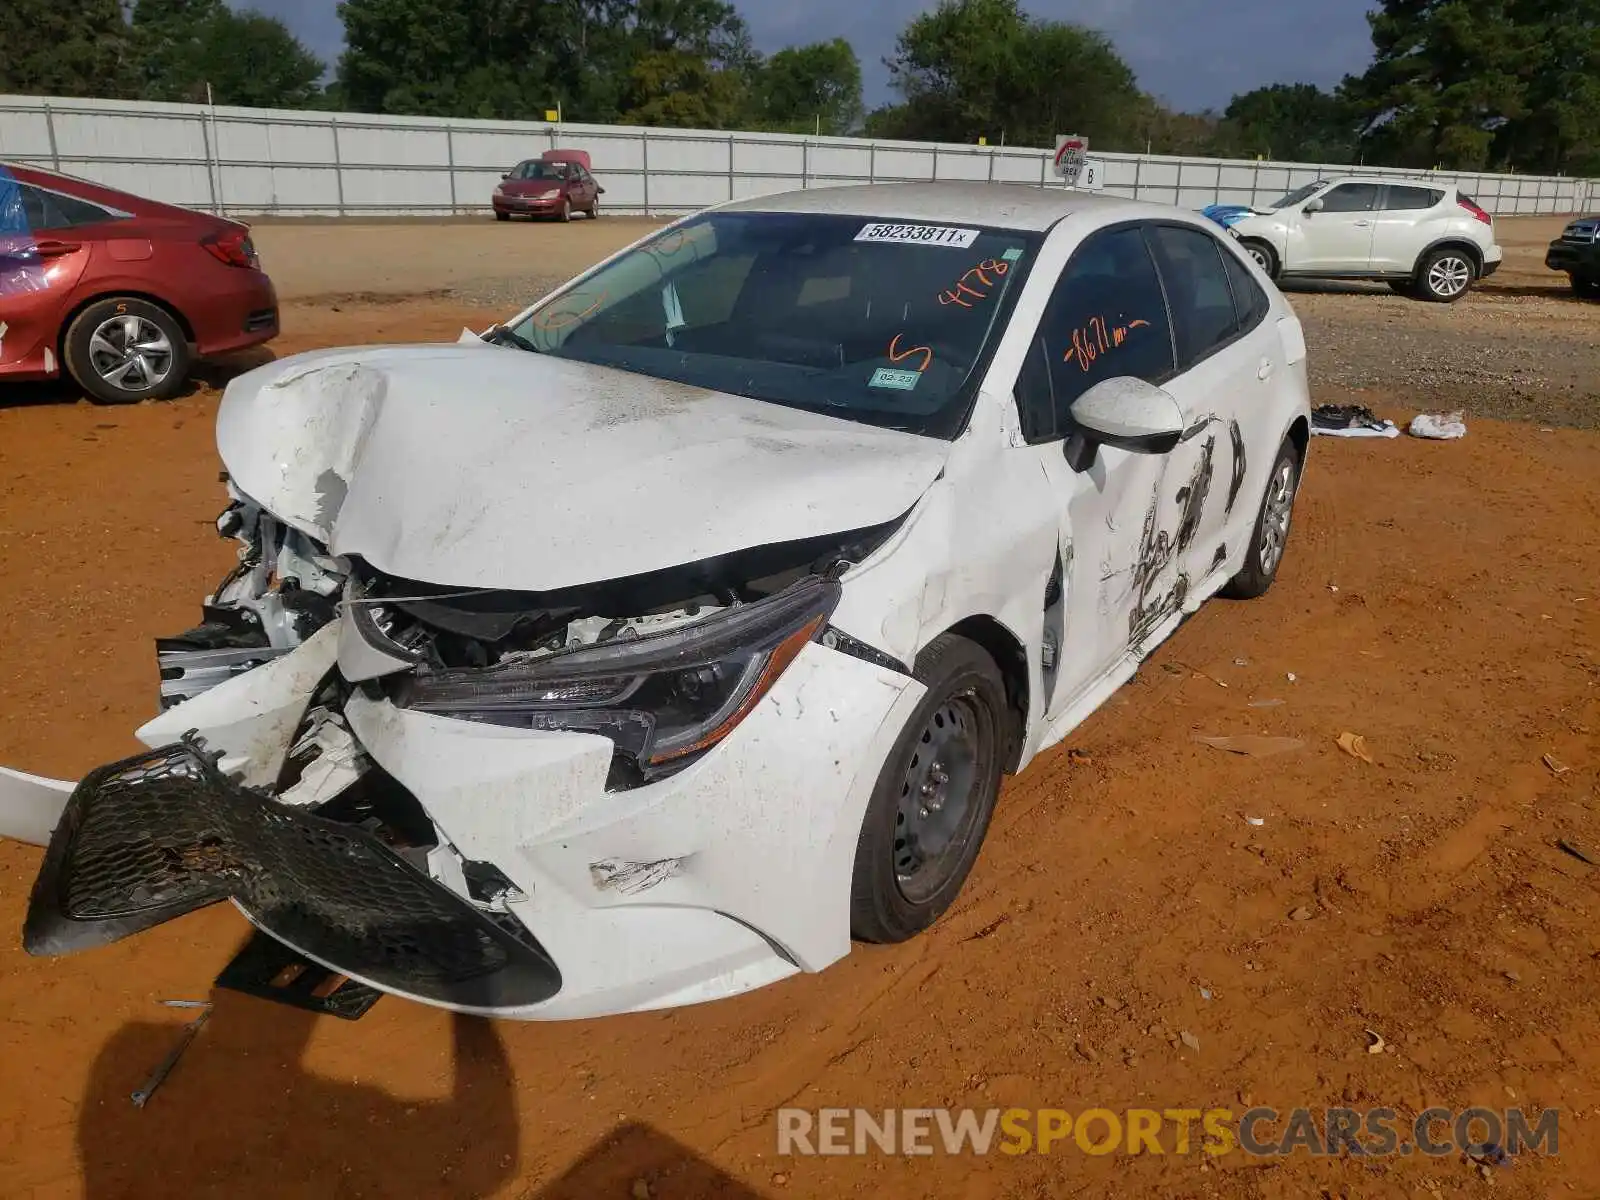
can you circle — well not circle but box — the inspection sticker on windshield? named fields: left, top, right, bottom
left=855, top=222, right=979, bottom=249
left=870, top=368, right=922, bottom=391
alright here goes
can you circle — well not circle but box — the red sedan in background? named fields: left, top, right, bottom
left=0, top=163, right=278, bottom=404
left=492, top=149, right=603, bottom=222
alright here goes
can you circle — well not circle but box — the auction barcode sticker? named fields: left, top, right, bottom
left=855, top=223, right=979, bottom=248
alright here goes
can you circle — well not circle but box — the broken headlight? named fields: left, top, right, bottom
left=400, top=576, right=840, bottom=771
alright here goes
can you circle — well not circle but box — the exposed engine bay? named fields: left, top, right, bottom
left=162, top=477, right=907, bottom=796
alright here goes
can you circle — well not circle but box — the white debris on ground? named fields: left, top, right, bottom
left=1409, top=411, right=1468, bottom=439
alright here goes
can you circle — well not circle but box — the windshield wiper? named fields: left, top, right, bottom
left=482, top=324, right=542, bottom=354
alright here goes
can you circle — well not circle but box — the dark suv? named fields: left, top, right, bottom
left=1546, top=216, right=1600, bottom=298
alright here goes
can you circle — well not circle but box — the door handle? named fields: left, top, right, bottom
left=1257, top=358, right=1274, bottom=381
left=31, top=239, right=81, bottom=257
left=1353, top=220, right=1372, bottom=227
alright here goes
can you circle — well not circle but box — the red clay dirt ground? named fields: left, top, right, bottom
left=2, top=278, right=1599, bottom=1197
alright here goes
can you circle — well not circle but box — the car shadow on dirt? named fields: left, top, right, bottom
left=76, top=994, right=519, bottom=1197
left=0, top=347, right=277, bottom=410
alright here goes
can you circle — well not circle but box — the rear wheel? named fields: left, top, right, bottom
left=850, top=635, right=1007, bottom=944
left=63, top=297, right=191, bottom=405
left=1222, top=435, right=1302, bottom=600
left=1415, top=248, right=1476, bottom=302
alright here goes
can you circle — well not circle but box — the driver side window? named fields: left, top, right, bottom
left=1017, top=225, right=1176, bottom=443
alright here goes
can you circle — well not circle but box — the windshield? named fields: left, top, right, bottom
left=1271, top=182, right=1326, bottom=209
left=510, top=161, right=566, bottom=181
left=505, top=212, right=1040, bottom=439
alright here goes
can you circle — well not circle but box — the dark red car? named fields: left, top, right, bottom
left=0, top=162, right=278, bottom=404
left=492, top=150, right=604, bottom=222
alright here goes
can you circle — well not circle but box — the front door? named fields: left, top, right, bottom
left=1291, top=182, right=1380, bottom=273
left=1011, top=223, right=1185, bottom=720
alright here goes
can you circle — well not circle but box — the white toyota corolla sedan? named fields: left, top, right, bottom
left=0, top=183, right=1311, bottom=1021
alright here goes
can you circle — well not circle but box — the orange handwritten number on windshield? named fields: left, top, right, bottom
left=888, top=333, right=933, bottom=373
left=1063, top=317, right=1149, bottom=371
left=938, top=258, right=1010, bottom=309
left=534, top=290, right=607, bottom=331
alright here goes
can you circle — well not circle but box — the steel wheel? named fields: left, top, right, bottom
left=893, top=692, right=987, bottom=905
left=87, top=313, right=175, bottom=391
left=1257, top=458, right=1297, bottom=577
left=1425, top=254, right=1473, bottom=300
left=1246, top=244, right=1272, bottom=272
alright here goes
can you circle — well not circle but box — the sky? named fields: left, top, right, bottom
left=239, top=0, right=1379, bottom=114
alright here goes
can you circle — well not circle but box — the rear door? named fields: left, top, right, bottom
left=1142, top=222, right=1275, bottom=593
left=1370, top=184, right=1444, bottom=273
left=0, top=177, right=109, bottom=372
left=1295, top=182, right=1380, bottom=273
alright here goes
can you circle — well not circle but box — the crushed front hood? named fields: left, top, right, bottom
left=216, top=345, right=950, bottom=592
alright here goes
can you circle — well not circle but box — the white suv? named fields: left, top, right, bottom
left=1203, top=176, right=1503, bottom=302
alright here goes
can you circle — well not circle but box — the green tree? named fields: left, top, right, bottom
left=751, top=39, right=863, bottom=134
left=337, top=0, right=754, bottom=126
left=1219, top=83, right=1358, bottom=162
left=1494, top=0, right=1600, bottom=174
left=130, top=0, right=323, bottom=107
left=1339, top=0, right=1535, bottom=169
left=0, top=0, right=137, bottom=99
left=882, top=0, right=1145, bottom=148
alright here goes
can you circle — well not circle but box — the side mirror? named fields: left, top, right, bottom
left=597, top=185, right=607, bottom=195
left=501, top=172, right=510, bottom=180
left=1068, top=377, right=1186, bottom=456
left=1303, top=197, right=1323, bottom=214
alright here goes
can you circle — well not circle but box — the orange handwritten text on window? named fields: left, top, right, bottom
left=888, top=333, right=933, bottom=373
left=1062, top=316, right=1150, bottom=371
left=533, top=290, right=607, bottom=331
left=937, top=258, right=1010, bottom=308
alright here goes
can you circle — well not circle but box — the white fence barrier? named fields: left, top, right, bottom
left=2, top=94, right=1594, bottom=220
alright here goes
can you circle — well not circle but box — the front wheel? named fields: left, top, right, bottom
left=1222, top=436, right=1302, bottom=600
left=1240, top=239, right=1278, bottom=278
left=850, top=635, right=1008, bottom=944
left=558, top=198, right=572, bottom=223
left=1415, top=248, right=1476, bottom=302
left=1571, top=274, right=1600, bottom=300
left=63, top=297, right=191, bottom=404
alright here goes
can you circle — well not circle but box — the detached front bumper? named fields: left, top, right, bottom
left=25, top=740, right=562, bottom=1009
left=14, top=629, right=925, bottom=1020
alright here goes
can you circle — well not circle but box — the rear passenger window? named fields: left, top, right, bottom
left=1385, top=185, right=1443, bottom=211
left=1145, top=225, right=1240, bottom=369
left=15, top=184, right=116, bottom=230
left=1221, top=245, right=1271, bottom=333
left=1015, top=226, right=1175, bottom=442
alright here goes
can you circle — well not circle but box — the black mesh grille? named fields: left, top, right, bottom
left=24, top=740, right=561, bottom=1009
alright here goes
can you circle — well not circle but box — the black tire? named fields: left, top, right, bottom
left=495, top=210, right=510, bottom=222
left=1387, top=279, right=1416, bottom=297
left=1413, top=246, right=1476, bottom=303
left=1240, top=239, right=1278, bottom=278
left=63, top=297, right=191, bottom=405
left=1571, top=274, right=1600, bottom=300
left=1222, top=435, right=1302, bottom=600
left=558, top=197, right=572, bottom=223
left=850, top=634, right=1008, bottom=944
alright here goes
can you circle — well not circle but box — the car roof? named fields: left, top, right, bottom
left=718, top=182, right=1184, bottom=233
left=1, top=160, right=236, bottom=228
left=1322, top=175, right=1454, bottom=190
